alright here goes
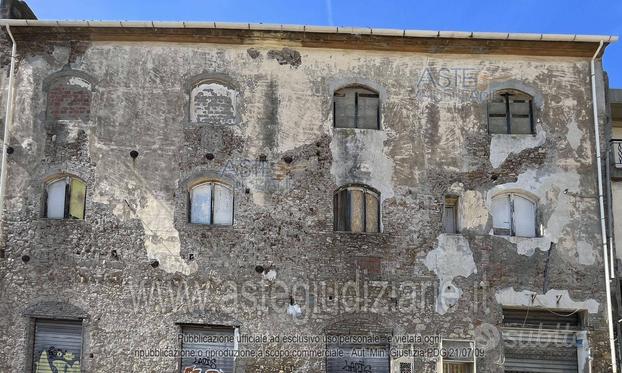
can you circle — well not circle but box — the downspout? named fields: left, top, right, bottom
left=0, top=24, right=16, bottom=247
left=591, top=40, right=618, bottom=372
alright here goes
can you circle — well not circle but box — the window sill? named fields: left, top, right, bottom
left=184, top=223, right=235, bottom=230
left=334, top=230, right=383, bottom=235
left=37, top=218, right=87, bottom=226
left=333, top=127, right=381, bottom=131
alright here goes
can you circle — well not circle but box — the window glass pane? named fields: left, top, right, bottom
left=213, top=183, right=233, bottom=225
left=33, top=319, right=82, bottom=373
left=491, top=195, right=511, bottom=235
left=191, top=184, right=212, bottom=224
left=349, top=189, right=365, bottom=232
left=180, top=326, right=235, bottom=373
left=512, top=195, right=536, bottom=237
left=69, top=178, right=86, bottom=220
left=365, top=192, right=379, bottom=233
left=358, top=94, right=379, bottom=129
left=47, top=179, right=67, bottom=219
left=334, top=91, right=356, bottom=128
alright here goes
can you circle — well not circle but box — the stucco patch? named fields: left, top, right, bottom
left=495, top=287, right=600, bottom=314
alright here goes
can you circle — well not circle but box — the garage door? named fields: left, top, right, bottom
left=326, top=343, right=389, bottom=373
left=180, top=325, right=235, bottom=373
left=32, top=319, right=83, bottom=373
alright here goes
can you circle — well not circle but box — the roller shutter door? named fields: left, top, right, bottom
left=326, top=344, right=389, bottom=373
left=502, top=309, right=579, bottom=373
left=32, top=319, right=83, bottom=373
left=180, top=326, right=235, bottom=373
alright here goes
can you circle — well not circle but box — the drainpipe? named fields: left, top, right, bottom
left=591, top=40, right=618, bottom=373
left=0, top=24, right=16, bottom=247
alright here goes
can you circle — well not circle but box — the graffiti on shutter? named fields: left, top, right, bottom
left=33, top=319, right=82, bottom=373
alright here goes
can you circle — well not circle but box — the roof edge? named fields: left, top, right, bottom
left=0, top=19, right=617, bottom=44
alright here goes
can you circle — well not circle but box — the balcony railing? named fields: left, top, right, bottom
left=612, top=139, right=622, bottom=169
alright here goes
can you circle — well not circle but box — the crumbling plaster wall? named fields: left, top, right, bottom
left=0, top=37, right=611, bottom=372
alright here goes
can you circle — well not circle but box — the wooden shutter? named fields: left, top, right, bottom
left=213, top=183, right=233, bottom=225
left=69, top=178, right=86, bottom=220
left=491, top=195, right=511, bottom=235
left=365, top=191, right=379, bottom=233
left=509, top=96, right=533, bottom=134
left=512, top=194, right=536, bottom=238
left=349, top=189, right=365, bottom=232
left=180, top=326, right=235, bottom=373
left=488, top=97, right=508, bottom=134
left=33, top=319, right=82, bottom=373
left=326, top=344, right=390, bottom=373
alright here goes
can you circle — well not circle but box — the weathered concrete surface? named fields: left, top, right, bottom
left=0, top=31, right=612, bottom=373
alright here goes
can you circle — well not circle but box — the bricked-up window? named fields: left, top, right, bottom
left=46, top=76, right=92, bottom=122
left=334, top=86, right=380, bottom=129
left=334, top=185, right=380, bottom=232
left=33, top=319, right=83, bottom=373
left=491, top=192, right=536, bottom=237
left=180, top=325, right=236, bottom=373
left=442, top=195, right=459, bottom=233
left=189, top=181, right=233, bottom=225
left=488, top=89, right=534, bottom=134
left=45, top=176, right=86, bottom=220
left=190, top=81, right=238, bottom=125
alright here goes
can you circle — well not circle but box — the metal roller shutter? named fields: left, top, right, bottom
left=180, top=325, right=235, bottom=373
left=502, top=309, right=580, bottom=373
left=326, top=344, right=389, bottom=373
left=32, top=319, right=83, bottom=373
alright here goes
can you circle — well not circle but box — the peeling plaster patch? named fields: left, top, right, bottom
left=486, top=168, right=584, bottom=258
left=424, top=234, right=477, bottom=314
left=495, top=287, right=600, bottom=314
left=262, top=269, right=277, bottom=281
left=489, top=124, right=546, bottom=168
left=566, top=118, right=583, bottom=151
left=330, top=129, right=395, bottom=207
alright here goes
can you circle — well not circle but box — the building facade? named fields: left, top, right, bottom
left=0, top=18, right=618, bottom=373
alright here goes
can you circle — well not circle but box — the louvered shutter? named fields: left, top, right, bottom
left=180, top=326, right=235, bottom=373
left=33, top=319, right=83, bottom=373
left=326, top=344, right=390, bottom=373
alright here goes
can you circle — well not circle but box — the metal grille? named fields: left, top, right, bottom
left=326, top=344, right=389, bottom=373
left=180, top=325, right=235, bottom=373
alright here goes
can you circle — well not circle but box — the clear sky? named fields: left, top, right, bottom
left=27, top=0, right=622, bottom=87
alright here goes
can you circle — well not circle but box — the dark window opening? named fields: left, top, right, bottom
left=488, top=90, right=534, bottom=134
left=334, top=86, right=380, bottom=130
left=442, top=195, right=459, bottom=233
left=334, top=185, right=380, bottom=233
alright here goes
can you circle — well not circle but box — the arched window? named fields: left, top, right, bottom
left=491, top=192, right=537, bottom=237
left=189, top=181, right=233, bottom=225
left=190, top=80, right=238, bottom=125
left=334, top=86, right=380, bottom=130
left=488, top=89, right=534, bottom=134
left=45, top=176, right=86, bottom=220
left=333, top=185, right=380, bottom=233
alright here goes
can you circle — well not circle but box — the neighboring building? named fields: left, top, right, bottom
left=0, top=15, right=618, bottom=373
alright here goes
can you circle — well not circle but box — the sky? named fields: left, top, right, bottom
left=27, top=0, right=622, bottom=87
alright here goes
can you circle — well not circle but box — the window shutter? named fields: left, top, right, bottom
left=180, top=326, right=235, bottom=373
left=69, top=178, right=86, bottom=220
left=491, top=195, right=511, bottom=235
left=487, top=99, right=508, bottom=134
left=349, top=189, right=365, bottom=232
left=213, top=183, right=233, bottom=225
left=46, top=179, right=67, bottom=219
left=33, top=319, right=82, bottom=373
left=365, top=191, right=379, bottom=233
left=512, top=194, right=536, bottom=237
left=509, top=98, right=533, bottom=134
left=190, top=184, right=212, bottom=224
left=64, top=180, right=71, bottom=219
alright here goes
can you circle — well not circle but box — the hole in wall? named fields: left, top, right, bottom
left=150, top=259, right=159, bottom=268
left=255, top=265, right=265, bottom=273
left=130, top=150, right=139, bottom=159
left=6, top=146, right=14, bottom=154
left=21, top=254, right=30, bottom=263
left=205, top=153, right=214, bottom=160
left=245, top=188, right=251, bottom=194
left=259, top=154, right=267, bottom=162
left=283, top=156, right=293, bottom=164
